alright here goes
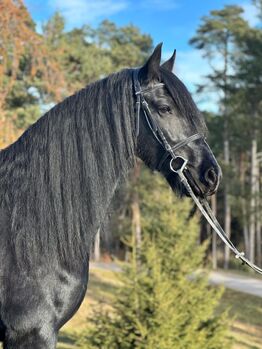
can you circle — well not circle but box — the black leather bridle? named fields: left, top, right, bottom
left=132, top=68, right=262, bottom=275
left=132, top=69, right=203, bottom=173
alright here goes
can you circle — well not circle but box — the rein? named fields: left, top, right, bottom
left=133, top=69, right=262, bottom=275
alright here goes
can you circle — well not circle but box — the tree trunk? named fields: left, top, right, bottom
left=255, top=148, right=261, bottom=265
left=241, top=196, right=249, bottom=259
left=94, top=228, right=101, bottom=262
left=131, top=162, right=142, bottom=257
left=132, top=192, right=142, bottom=252
left=249, top=139, right=258, bottom=264
left=211, top=194, right=218, bottom=269
left=224, top=139, right=231, bottom=269
left=222, top=34, right=232, bottom=270
left=239, top=152, right=249, bottom=256
left=256, top=209, right=261, bottom=266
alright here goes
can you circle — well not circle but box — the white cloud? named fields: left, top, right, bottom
left=162, top=49, right=221, bottom=113
left=241, top=2, right=261, bottom=27
left=48, top=0, right=128, bottom=27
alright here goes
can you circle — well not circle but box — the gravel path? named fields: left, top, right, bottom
left=209, top=271, right=262, bottom=298
left=90, top=262, right=262, bottom=298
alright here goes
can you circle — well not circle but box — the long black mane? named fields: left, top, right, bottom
left=0, top=69, right=136, bottom=268
left=160, top=67, right=206, bottom=131
left=0, top=66, right=203, bottom=269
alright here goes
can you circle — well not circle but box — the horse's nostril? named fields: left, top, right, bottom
left=205, top=167, right=217, bottom=187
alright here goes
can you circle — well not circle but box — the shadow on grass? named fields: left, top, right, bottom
left=218, top=289, right=262, bottom=328
left=215, top=288, right=262, bottom=349
left=86, top=272, right=119, bottom=304
left=232, top=323, right=262, bottom=339
left=233, top=337, right=260, bottom=349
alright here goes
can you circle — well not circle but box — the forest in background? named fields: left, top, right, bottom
left=1, top=1, right=262, bottom=347
left=0, top=0, right=262, bottom=271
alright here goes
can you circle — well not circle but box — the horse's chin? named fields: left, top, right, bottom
left=183, top=169, right=205, bottom=198
left=165, top=171, right=203, bottom=198
left=165, top=172, right=187, bottom=197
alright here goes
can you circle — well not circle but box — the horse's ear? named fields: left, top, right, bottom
left=140, top=43, right=163, bottom=82
left=161, top=49, right=176, bottom=72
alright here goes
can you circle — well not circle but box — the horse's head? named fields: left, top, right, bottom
left=135, top=43, right=221, bottom=197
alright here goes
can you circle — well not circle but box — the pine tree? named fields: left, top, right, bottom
left=78, top=167, right=231, bottom=349
left=189, top=6, right=249, bottom=269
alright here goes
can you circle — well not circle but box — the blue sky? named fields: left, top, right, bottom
left=24, top=0, right=260, bottom=111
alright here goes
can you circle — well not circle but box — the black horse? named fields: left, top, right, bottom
left=0, top=44, right=221, bottom=348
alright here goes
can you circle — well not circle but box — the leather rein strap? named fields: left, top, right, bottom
left=133, top=69, right=262, bottom=275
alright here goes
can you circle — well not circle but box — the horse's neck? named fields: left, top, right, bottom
left=98, top=177, right=120, bottom=226
left=2, top=72, right=135, bottom=268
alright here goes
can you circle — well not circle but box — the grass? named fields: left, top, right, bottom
left=57, top=267, right=262, bottom=349
left=219, top=289, right=262, bottom=349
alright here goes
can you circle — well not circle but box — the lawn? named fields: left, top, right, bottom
left=57, top=267, right=262, bottom=349
left=218, top=289, right=262, bottom=349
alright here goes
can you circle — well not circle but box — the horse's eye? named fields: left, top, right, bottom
left=158, top=105, right=171, bottom=114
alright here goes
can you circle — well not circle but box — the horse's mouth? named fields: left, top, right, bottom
left=165, top=170, right=200, bottom=198
left=164, top=158, right=220, bottom=199
left=166, top=167, right=210, bottom=199
left=183, top=169, right=205, bottom=198
left=184, top=167, right=219, bottom=198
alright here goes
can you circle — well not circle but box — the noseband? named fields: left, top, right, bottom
left=132, top=69, right=262, bottom=275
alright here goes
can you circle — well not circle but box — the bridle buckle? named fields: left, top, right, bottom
left=170, top=156, right=188, bottom=174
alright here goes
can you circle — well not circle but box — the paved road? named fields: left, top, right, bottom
left=90, top=262, right=262, bottom=298
left=90, top=262, right=122, bottom=272
left=209, top=271, right=262, bottom=298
